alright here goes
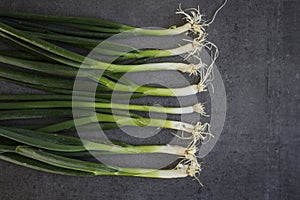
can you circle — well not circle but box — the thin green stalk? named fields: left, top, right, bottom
left=0, top=101, right=205, bottom=115
left=0, top=52, right=203, bottom=97
left=0, top=50, right=45, bottom=61
left=58, top=22, right=124, bottom=33
left=107, top=81, right=203, bottom=97
left=52, top=151, right=114, bottom=158
left=22, top=31, right=195, bottom=60
left=0, top=54, right=78, bottom=77
left=0, top=94, right=105, bottom=102
left=0, top=12, right=193, bottom=36
left=0, top=53, right=139, bottom=91
left=0, top=66, right=75, bottom=90
left=37, top=113, right=198, bottom=135
left=2, top=21, right=192, bottom=61
left=0, top=145, right=16, bottom=153
left=0, top=36, right=59, bottom=63
left=0, top=47, right=140, bottom=88
left=22, top=31, right=138, bottom=52
left=0, top=127, right=188, bottom=156
left=0, top=65, right=112, bottom=93
left=0, top=106, right=144, bottom=121
left=0, top=55, right=134, bottom=95
left=0, top=76, right=144, bottom=100
left=1, top=22, right=206, bottom=97
left=0, top=34, right=146, bottom=90
left=0, top=136, right=20, bottom=146
left=0, top=31, right=88, bottom=68
left=0, top=25, right=204, bottom=97
left=0, top=151, right=95, bottom=176
left=16, top=146, right=190, bottom=178
left=2, top=19, right=115, bottom=38
left=0, top=109, right=74, bottom=120
left=0, top=12, right=132, bottom=29
left=0, top=76, right=98, bottom=97
left=0, top=22, right=196, bottom=74
left=54, top=122, right=118, bottom=132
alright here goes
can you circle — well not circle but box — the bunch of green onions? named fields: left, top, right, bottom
left=0, top=5, right=220, bottom=181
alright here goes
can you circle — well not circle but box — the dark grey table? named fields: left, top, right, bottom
left=0, top=0, right=299, bottom=199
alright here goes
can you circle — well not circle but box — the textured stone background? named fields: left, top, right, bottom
left=0, top=0, right=299, bottom=200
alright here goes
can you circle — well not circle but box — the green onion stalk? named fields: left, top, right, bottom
left=17, top=31, right=204, bottom=61
left=37, top=113, right=211, bottom=142
left=0, top=109, right=74, bottom=121
left=0, top=49, right=45, bottom=61
left=0, top=149, right=96, bottom=176
left=0, top=52, right=212, bottom=97
left=0, top=22, right=205, bottom=75
left=0, top=94, right=105, bottom=102
left=0, top=109, right=120, bottom=130
left=0, top=18, right=207, bottom=62
left=0, top=5, right=206, bottom=37
left=0, top=19, right=203, bottom=61
left=0, top=5, right=225, bottom=182
left=0, top=94, right=147, bottom=129
left=0, top=75, right=126, bottom=100
left=0, top=127, right=197, bottom=160
left=0, top=145, right=201, bottom=179
left=0, top=127, right=201, bottom=179
left=0, top=107, right=138, bottom=120
left=0, top=101, right=207, bottom=116
left=0, top=17, right=216, bottom=98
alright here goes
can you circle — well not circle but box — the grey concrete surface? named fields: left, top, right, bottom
left=0, top=0, right=299, bottom=200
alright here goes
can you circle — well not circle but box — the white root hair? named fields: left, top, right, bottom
left=182, top=35, right=208, bottom=62
left=206, top=0, right=228, bottom=26
left=175, top=121, right=215, bottom=185
left=177, top=3, right=223, bottom=94
left=171, top=131, right=192, bottom=140
left=176, top=4, right=207, bottom=38
left=192, top=122, right=214, bottom=142
left=176, top=143, right=203, bottom=186
left=180, top=36, right=219, bottom=96
left=171, top=121, right=213, bottom=143
left=192, top=103, right=209, bottom=117
left=188, top=39, right=219, bottom=93
left=169, top=121, right=213, bottom=185
left=169, top=123, right=212, bottom=185
left=176, top=0, right=227, bottom=36
left=170, top=2, right=227, bottom=185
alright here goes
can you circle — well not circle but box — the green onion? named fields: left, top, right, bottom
left=0, top=4, right=221, bottom=182
left=16, top=146, right=198, bottom=178
left=0, top=22, right=201, bottom=74
left=0, top=101, right=206, bottom=115
left=22, top=31, right=200, bottom=60
left=0, top=11, right=201, bottom=36
left=0, top=52, right=208, bottom=97
left=36, top=113, right=210, bottom=142
left=0, top=127, right=192, bottom=157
